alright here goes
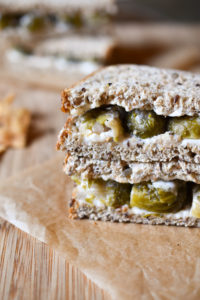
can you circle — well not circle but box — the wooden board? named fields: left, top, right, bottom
left=0, top=79, right=109, bottom=300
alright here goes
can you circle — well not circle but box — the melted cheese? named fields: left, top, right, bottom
left=152, top=181, right=178, bottom=194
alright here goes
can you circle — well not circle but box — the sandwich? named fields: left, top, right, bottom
left=1, top=35, right=115, bottom=89
left=0, top=0, right=116, bottom=45
left=57, top=64, right=200, bottom=226
left=0, top=0, right=116, bottom=88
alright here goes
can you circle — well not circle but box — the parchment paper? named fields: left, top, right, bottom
left=0, top=155, right=200, bottom=300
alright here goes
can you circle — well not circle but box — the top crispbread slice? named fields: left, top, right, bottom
left=61, top=64, right=200, bottom=117
left=0, top=0, right=116, bottom=14
left=34, top=35, right=115, bottom=63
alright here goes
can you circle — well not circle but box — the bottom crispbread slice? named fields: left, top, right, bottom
left=69, top=198, right=200, bottom=227
left=64, top=155, right=200, bottom=184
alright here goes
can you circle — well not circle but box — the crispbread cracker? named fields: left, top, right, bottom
left=69, top=199, right=200, bottom=227
left=61, top=64, right=200, bottom=117
left=64, top=155, right=200, bottom=184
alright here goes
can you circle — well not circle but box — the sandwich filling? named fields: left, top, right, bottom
left=76, top=105, right=200, bottom=143
left=6, top=48, right=100, bottom=75
left=0, top=11, right=110, bottom=33
left=72, top=176, right=198, bottom=218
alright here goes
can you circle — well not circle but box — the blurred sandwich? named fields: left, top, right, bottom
left=0, top=0, right=116, bottom=46
left=57, top=64, right=200, bottom=227
left=0, top=0, right=117, bottom=88
left=1, top=35, right=116, bottom=88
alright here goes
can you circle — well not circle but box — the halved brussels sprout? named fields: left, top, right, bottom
left=168, top=116, right=200, bottom=139
left=80, top=106, right=126, bottom=142
left=127, top=109, right=166, bottom=139
left=21, top=14, right=46, bottom=32
left=105, top=180, right=132, bottom=208
left=14, top=46, right=33, bottom=55
left=64, top=12, right=83, bottom=28
left=73, top=176, right=131, bottom=208
left=130, top=181, right=184, bottom=213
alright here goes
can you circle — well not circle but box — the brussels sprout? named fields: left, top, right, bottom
left=105, top=180, right=132, bottom=208
left=127, top=109, right=166, bottom=139
left=14, top=46, right=33, bottom=55
left=20, top=14, right=46, bottom=32
left=73, top=177, right=131, bottom=208
left=88, top=12, right=109, bottom=27
left=0, top=13, right=19, bottom=29
left=81, top=106, right=126, bottom=142
left=168, top=116, right=200, bottom=139
left=130, top=181, right=183, bottom=213
left=64, top=12, right=83, bottom=28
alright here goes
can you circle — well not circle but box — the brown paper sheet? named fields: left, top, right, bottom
left=0, top=155, right=200, bottom=300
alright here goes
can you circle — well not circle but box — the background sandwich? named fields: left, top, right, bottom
left=1, top=35, right=115, bottom=89
left=0, top=0, right=116, bottom=88
left=57, top=64, right=200, bottom=227
left=0, top=0, right=116, bottom=45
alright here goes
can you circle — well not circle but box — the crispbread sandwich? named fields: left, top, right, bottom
left=57, top=64, right=200, bottom=227
left=1, top=35, right=115, bottom=89
left=0, top=0, right=116, bottom=45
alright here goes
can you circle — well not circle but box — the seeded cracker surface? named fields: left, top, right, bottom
left=64, top=155, right=200, bottom=184
left=61, top=64, right=200, bottom=117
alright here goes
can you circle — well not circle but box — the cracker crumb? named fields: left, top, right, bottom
left=0, top=93, right=30, bottom=153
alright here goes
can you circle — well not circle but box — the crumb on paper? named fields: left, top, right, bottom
left=0, top=93, right=31, bottom=153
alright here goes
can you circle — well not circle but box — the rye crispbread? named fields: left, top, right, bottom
left=69, top=199, right=200, bottom=227
left=64, top=155, right=200, bottom=184
left=61, top=64, right=200, bottom=117
left=34, top=35, right=115, bottom=63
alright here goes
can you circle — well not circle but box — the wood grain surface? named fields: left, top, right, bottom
left=0, top=79, right=108, bottom=300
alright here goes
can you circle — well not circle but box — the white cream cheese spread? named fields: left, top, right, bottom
left=6, top=48, right=100, bottom=75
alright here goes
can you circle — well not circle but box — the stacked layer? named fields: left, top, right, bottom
left=0, top=0, right=116, bottom=87
left=57, top=64, right=200, bottom=227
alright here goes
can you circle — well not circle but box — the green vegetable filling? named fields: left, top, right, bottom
left=81, top=106, right=127, bottom=142
left=127, top=109, right=167, bottom=139
left=0, top=14, right=20, bottom=29
left=168, top=116, right=200, bottom=139
left=63, top=12, right=83, bottom=28
left=73, top=177, right=186, bottom=213
left=72, top=177, right=131, bottom=208
left=80, top=105, right=200, bottom=141
left=130, top=182, right=184, bottom=213
left=25, top=15, right=46, bottom=32
left=0, top=11, right=109, bottom=31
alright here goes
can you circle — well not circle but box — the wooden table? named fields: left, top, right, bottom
left=0, top=79, right=109, bottom=300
